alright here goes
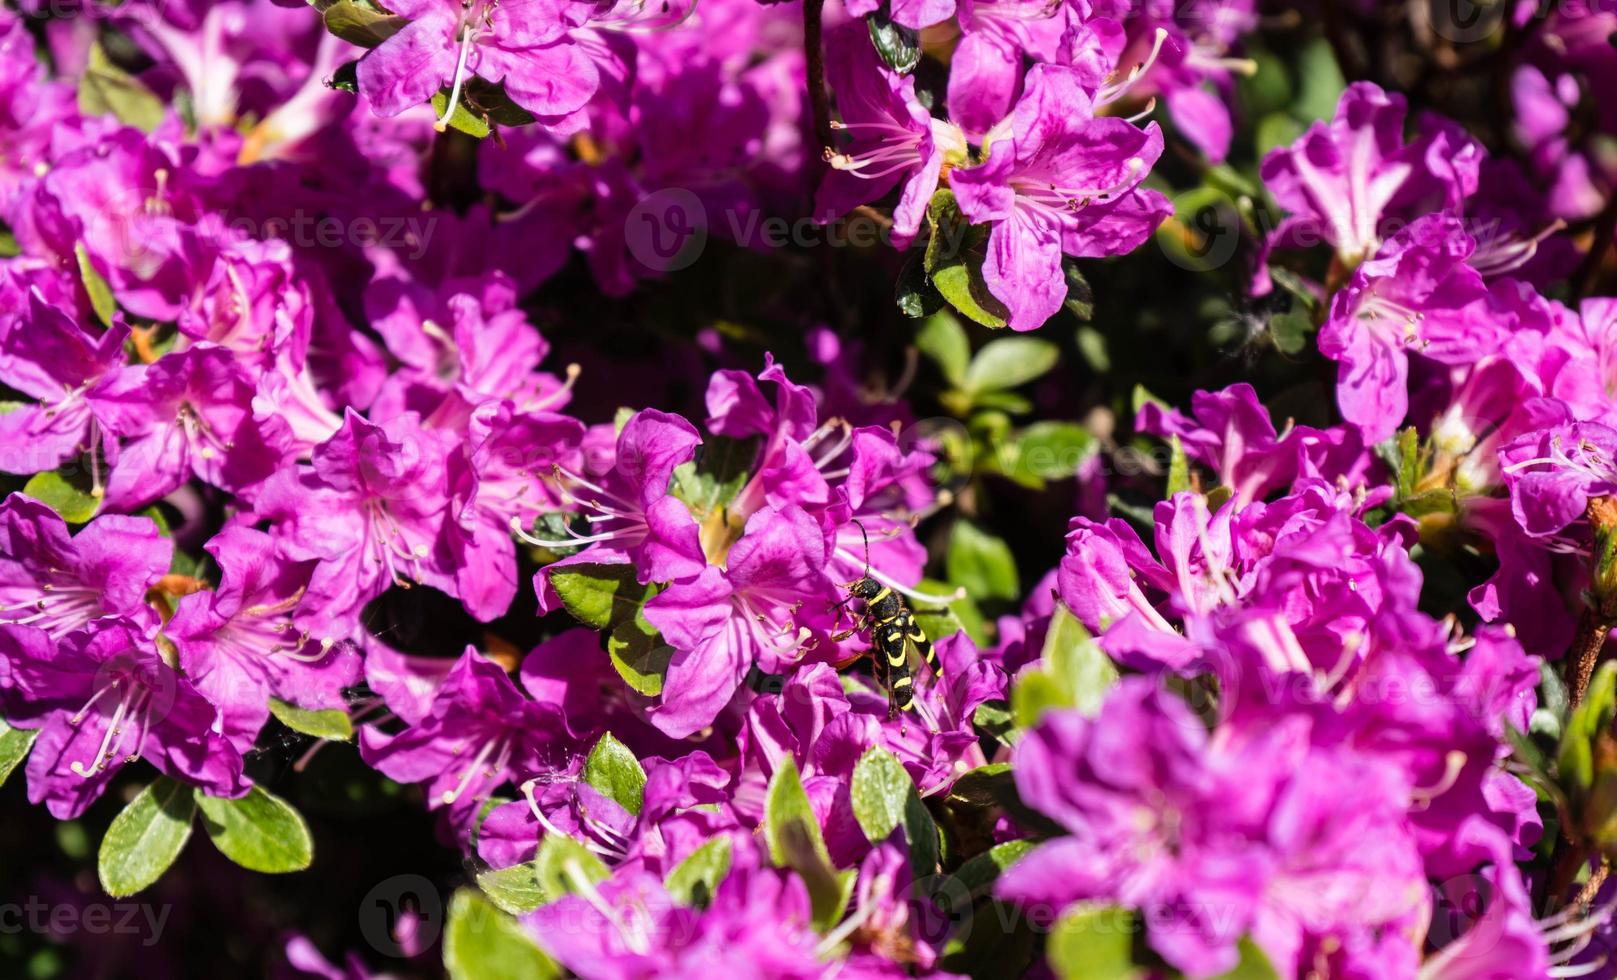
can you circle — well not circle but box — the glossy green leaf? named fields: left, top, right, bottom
left=964, top=337, right=1060, bottom=393
left=945, top=519, right=1019, bottom=602
left=549, top=564, right=660, bottom=631
left=671, top=435, right=759, bottom=519
left=582, top=733, right=647, bottom=816
left=1047, top=905, right=1141, bottom=980
left=951, top=839, right=1035, bottom=898
left=78, top=45, right=164, bottom=133
left=765, top=758, right=846, bottom=930
left=606, top=616, right=672, bottom=697
left=430, top=91, right=490, bottom=138
left=444, top=889, right=560, bottom=980
left=0, top=720, right=38, bottom=788
left=99, top=778, right=196, bottom=897
left=851, top=747, right=912, bottom=843
left=866, top=10, right=921, bottom=73
left=924, top=191, right=1009, bottom=328
left=917, top=312, right=971, bottom=387
left=1166, top=434, right=1192, bottom=497
left=476, top=861, right=547, bottom=916
left=195, top=785, right=313, bottom=874
left=1012, top=605, right=1117, bottom=728
left=268, top=698, right=353, bottom=741
left=322, top=0, right=407, bottom=47
left=665, top=836, right=733, bottom=908
left=24, top=471, right=100, bottom=524
left=533, top=832, right=610, bottom=903
left=75, top=244, right=118, bottom=327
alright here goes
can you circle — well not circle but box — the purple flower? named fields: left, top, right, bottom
left=999, top=680, right=1426, bottom=976
left=1318, top=214, right=1499, bottom=442
left=0, top=617, right=247, bottom=818
left=524, top=848, right=827, bottom=978
left=0, top=290, right=125, bottom=479
left=252, top=409, right=454, bottom=637
left=951, top=65, right=1171, bottom=331
left=1498, top=399, right=1617, bottom=538
left=359, top=648, right=571, bottom=822
left=166, top=526, right=360, bottom=752
left=94, top=346, right=287, bottom=510
left=356, top=0, right=604, bottom=130
left=528, top=407, right=705, bottom=594
left=946, top=0, right=1091, bottom=136
left=814, top=23, right=964, bottom=248
left=0, top=493, right=171, bottom=639
left=643, top=505, right=833, bottom=739
left=1259, top=81, right=1481, bottom=269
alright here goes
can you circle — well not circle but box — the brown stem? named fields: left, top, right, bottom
left=1571, top=610, right=1613, bottom=709
left=803, top=0, right=832, bottom=154
left=1575, top=859, right=1611, bottom=911
left=1546, top=841, right=1593, bottom=912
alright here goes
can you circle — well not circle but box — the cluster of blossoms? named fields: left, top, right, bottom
left=10, top=0, right=1617, bottom=978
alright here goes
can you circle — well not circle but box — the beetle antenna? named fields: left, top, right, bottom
left=850, top=518, right=871, bottom=576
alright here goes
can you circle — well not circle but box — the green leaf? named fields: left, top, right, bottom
left=322, top=0, right=408, bottom=47
left=0, top=720, right=39, bottom=788
left=1560, top=661, right=1617, bottom=793
left=917, top=312, right=971, bottom=387
left=914, top=577, right=987, bottom=647
left=1047, top=905, right=1141, bottom=980
left=866, top=9, right=921, bottom=73
left=444, top=889, right=560, bottom=980
left=951, top=839, right=1035, bottom=898
left=945, top=519, right=1019, bottom=602
left=606, top=616, right=672, bottom=696
left=23, top=471, right=100, bottom=524
left=533, top=832, right=610, bottom=903
left=765, top=758, right=846, bottom=930
left=964, top=337, right=1060, bottom=393
left=670, top=436, right=758, bottom=519
left=76, top=244, right=117, bottom=328
left=1012, top=605, right=1118, bottom=728
left=78, top=44, right=164, bottom=133
left=665, top=836, right=733, bottom=908
left=1063, top=262, right=1095, bottom=321
left=851, top=748, right=912, bottom=843
left=1210, top=938, right=1282, bottom=980
left=765, top=758, right=829, bottom=866
left=268, top=697, right=353, bottom=741
left=896, top=252, right=945, bottom=318
left=1292, top=36, right=1346, bottom=124
left=1075, top=325, right=1109, bottom=373
left=582, top=733, right=647, bottom=817
left=1009, top=422, right=1094, bottom=482
left=194, top=785, right=313, bottom=874
left=924, top=191, right=1009, bottom=328
left=99, top=778, right=196, bottom=897
left=430, top=90, right=490, bottom=138
left=1166, top=434, right=1192, bottom=497
left=549, top=564, right=660, bottom=631
left=477, top=861, right=547, bottom=916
